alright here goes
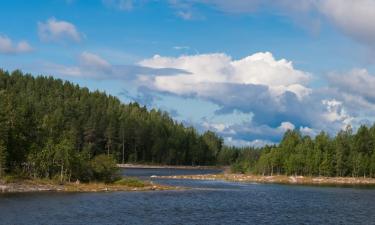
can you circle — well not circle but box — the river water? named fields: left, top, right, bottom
left=0, top=168, right=374, bottom=225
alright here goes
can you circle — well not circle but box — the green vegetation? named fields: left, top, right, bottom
left=0, top=70, right=223, bottom=182
left=114, top=177, right=146, bottom=187
left=2, top=70, right=375, bottom=181
left=231, top=127, right=375, bottom=178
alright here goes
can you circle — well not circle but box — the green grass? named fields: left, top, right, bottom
left=114, top=177, right=146, bottom=188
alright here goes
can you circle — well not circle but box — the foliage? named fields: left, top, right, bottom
left=243, top=127, right=375, bottom=178
left=90, top=154, right=119, bottom=183
left=0, top=70, right=224, bottom=181
left=114, top=177, right=145, bottom=187
left=2, top=70, right=375, bottom=180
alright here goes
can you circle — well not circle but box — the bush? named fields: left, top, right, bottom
left=230, top=161, right=250, bottom=174
left=114, top=177, right=145, bottom=187
left=90, top=154, right=119, bottom=183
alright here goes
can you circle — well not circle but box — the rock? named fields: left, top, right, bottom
left=289, top=176, right=297, bottom=183
left=0, top=185, right=7, bottom=192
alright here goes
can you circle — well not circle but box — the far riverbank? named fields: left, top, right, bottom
left=155, top=173, right=375, bottom=186
left=118, top=163, right=225, bottom=170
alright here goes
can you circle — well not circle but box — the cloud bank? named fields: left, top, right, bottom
left=169, top=0, right=375, bottom=48
left=134, top=52, right=375, bottom=146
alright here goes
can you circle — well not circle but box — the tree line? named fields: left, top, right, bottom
left=0, top=70, right=223, bottom=182
left=231, top=126, right=375, bottom=178
left=1, top=70, right=375, bottom=181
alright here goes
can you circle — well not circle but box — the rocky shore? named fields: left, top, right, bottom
left=156, top=173, right=375, bottom=186
left=0, top=179, right=176, bottom=193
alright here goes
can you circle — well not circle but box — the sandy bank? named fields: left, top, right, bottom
left=155, top=173, right=375, bottom=186
left=118, top=163, right=224, bottom=170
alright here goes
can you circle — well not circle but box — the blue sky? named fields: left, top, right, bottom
left=2, top=0, right=375, bottom=146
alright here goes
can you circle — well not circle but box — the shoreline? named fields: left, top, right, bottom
left=0, top=179, right=178, bottom=194
left=155, top=173, right=375, bottom=186
left=118, top=163, right=225, bottom=170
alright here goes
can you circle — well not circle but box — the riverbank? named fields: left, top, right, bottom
left=156, top=173, right=375, bottom=186
left=0, top=178, right=176, bottom=193
left=118, top=163, right=225, bottom=170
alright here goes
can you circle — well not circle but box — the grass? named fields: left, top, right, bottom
left=114, top=177, right=146, bottom=187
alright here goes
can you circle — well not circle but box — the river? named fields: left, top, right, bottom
left=0, top=168, right=374, bottom=225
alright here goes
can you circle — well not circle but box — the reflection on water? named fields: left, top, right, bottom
left=0, top=168, right=375, bottom=225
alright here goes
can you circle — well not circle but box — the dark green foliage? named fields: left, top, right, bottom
left=244, top=127, right=375, bottom=178
left=0, top=140, right=7, bottom=178
left=3, top=70, right=375, bottom=179
left=0, top=70, right=224, bottom=181
left=114, top=177, right=145, bottom=187
left=90, top=154, right=119, bottom=183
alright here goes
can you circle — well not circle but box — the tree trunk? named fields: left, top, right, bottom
left=122, top=133, right=125, bottom=164
left=60, top=163, right=64, bottom=183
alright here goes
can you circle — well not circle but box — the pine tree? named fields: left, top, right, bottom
left=0, top=140, right=7, bottom=178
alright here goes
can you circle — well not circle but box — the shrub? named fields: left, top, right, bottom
left=90, top=154, right=119, bottom=183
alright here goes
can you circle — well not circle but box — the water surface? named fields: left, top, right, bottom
left=0, top=168, right=374, bottom=225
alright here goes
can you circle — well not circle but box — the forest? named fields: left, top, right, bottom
left=232, top=127, right=375, bottom=178
left=1, top=70, right=375, bottom=182
left=0, top=70, right=223, bottom=182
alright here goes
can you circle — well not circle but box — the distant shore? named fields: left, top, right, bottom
left=118, top=163, right=225, bottom=170
left=155, top=173, right=375, bottom=186
left=0, top=178, right=176, bottom=194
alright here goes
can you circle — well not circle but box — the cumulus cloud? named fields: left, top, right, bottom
left=0, top=35, right=33, bottom=54
left=139, top=52, right=311, bottom=99
left=138, top=52, right=318, bottom=128
left=133, top=51, right=375, bottom=145
left=321, top=99, right=353, bottom=128
left=38, top=18, right=82, bottom=43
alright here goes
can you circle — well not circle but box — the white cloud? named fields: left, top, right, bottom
left=278, top=121, right=295, bottom=132
left=299, top=126, right=318, bottom=137
left=225, top=137, right=275, bottom=147
left=0, top=35, right=33, bottom=54
left=139, top=52, right=311, bottom=100
left=38, top=18, right=82, bottom=43
left=137, top=52, right=323, bottom=134
left=322, top=99, right=353, bottom=128
left=136, top=52, right=375, bottom=143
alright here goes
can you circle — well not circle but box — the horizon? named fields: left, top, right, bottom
left=2, top=0, right=375, bottom=147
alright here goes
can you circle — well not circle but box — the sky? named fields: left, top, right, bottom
left=2, top=0, right=375, bottom=147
